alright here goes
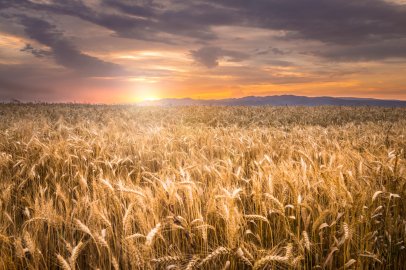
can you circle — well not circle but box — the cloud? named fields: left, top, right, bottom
left=270, top=48, right=290, bottom=55
left=4, top=0, right=232, bottom=43
left=0, top=0, right=18, bottom=10
left=316, top=42, right=406, bottom=62
left=266, top=60, right=293, bottom=67
left=0, top=63, right=57, bottom=101
left=190, top=46, right=250, bottom=68
left=20, top=43, right=52, bottom=58
left=255, top=50, right=269, bottom=55
left=103, top=0, right=157, bottom=19
left=103, top=1, right=237, bottom=41
left=0, top=79, right=54, bottom=102
left=4, top=0, right=406, bottom=48
left=17, top=16, right=128, bottom=77
left=1, top=0, right=406, bottom=102
left=205, top=0, right=406, bottom=45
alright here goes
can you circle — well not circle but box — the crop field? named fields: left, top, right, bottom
left=0, top=104, right=406, bottom=270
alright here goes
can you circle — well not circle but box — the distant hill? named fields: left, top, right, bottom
left=138, top=95, right=406, bottom=107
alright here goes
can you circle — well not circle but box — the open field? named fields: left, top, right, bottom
left=1, top=104, right=406, bottom=270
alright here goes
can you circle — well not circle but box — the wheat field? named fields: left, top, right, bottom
left=0, top=104, right=405, bottom=270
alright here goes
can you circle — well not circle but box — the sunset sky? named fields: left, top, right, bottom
left=1, top=0, right=406, bottom=103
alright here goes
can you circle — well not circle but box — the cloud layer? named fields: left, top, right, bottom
left=18, top=15, right=128, bottom=77
left=0, top=0, right=405, bottom=102
left=190, top=47, right=250, bottom=68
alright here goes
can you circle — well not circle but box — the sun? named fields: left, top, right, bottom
left=144, top=97, right=160, bottom=101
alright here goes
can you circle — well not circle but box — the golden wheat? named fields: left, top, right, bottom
left=0, top=104, right=405, bottom=269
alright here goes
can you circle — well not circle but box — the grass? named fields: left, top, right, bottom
left=0, top=103, right=405, bottom=269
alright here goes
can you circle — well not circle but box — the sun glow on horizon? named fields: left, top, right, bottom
left=144, top=97, right=160, bottom=101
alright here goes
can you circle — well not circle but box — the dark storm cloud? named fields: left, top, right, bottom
left=255, top=51, right=268, bottom=56
left=3, top=0, right=405, bottom=48
left=266, top=60, right=293, bottom=67
left=17, top=16, right=127, bottom=77
left=270, top=48, right=290, bottom=56
left=0, top=79, right=53, bottom=101
left=20, top=43, right=52, bottom=58
left=316, top=43, right=406, bottom=62
left=190, top=47, right=250, bottom=68
left=202, top=0, right=406, bottom=45
left=0, top=0, right=21, bottom=9
left=4, top=0, right=403, bottom=61
left=3, top=0, right=234, bottom=43
left=103, top=0, right=157, bottom=19
left=103, top=0, right=238, bottom=41
left=0, top=63, right=57, bottom=101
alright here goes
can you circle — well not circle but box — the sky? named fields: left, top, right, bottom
left=0, top=0, right=406, bottom=103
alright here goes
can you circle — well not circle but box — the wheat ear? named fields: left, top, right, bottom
left=221, top=261, right=231, bottom=270
left=241, top=245, right=254, bottom=263
left=112, top=255, right=120, bottom=270
left=303, top=231, right=311, bottom=251
left=23, top=231, right=36, bottom=256
left=70, top=241, right=86, bottom=270
left=199, top=247, right=231, bottom=267
left=74, top=219, right=92, bottom=236
left=253, top=255, right=288, bottom=270
left=57, top=254, right=72, bottom=270
left=312, top=210, right=331, bottom=232
left=185, top=255, right=200, bottom=270
left=151, top=256, right=184, bottom=264
left=123, top=203, right=134, bottom=235
left=343, top=222, right=350, bottom=240
left=265, top=193, right=285, bottom=212
left=145, top=223, right=161, bottom=247
left=244, top=215, right=269, bottom=224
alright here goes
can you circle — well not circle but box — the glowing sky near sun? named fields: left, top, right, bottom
left=0, top=0, right=405, bottom=103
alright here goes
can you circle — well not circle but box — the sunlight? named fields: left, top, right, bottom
left=144, top=97, right=160, bottom=101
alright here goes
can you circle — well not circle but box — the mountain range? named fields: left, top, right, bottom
left=138, top=95, right=406, bottom=107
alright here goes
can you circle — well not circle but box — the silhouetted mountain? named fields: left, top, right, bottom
left=138, top=95, right=406, bottom=107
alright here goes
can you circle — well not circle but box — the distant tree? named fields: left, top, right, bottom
left=10, top=99, right=21, bottom=104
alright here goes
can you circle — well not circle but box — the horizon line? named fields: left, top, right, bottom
left=3, top=94, right=406, bottom=105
